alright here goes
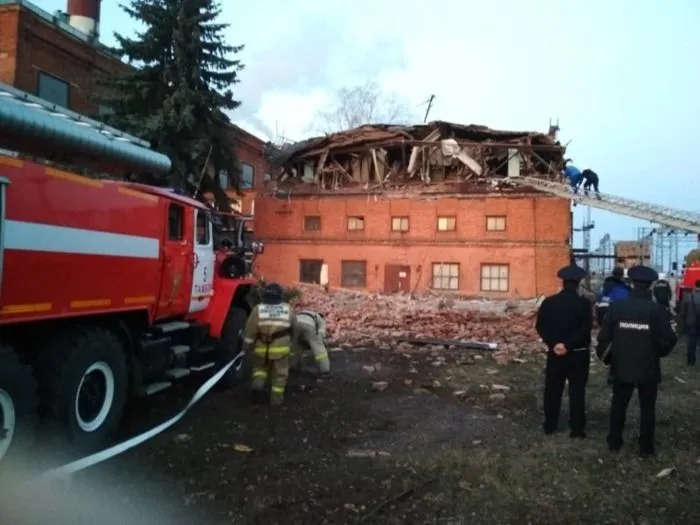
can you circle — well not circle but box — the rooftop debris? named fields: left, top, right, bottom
left=291, top=284, right=543, bottom=364
left=268, top=121, right=566, bottom=193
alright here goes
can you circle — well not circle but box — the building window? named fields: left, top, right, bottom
left=486, top=215, right=506, bottom=231
left=437, top=216, right=456, bottom=231
left=341, top=260, right=366, bottom=288
left=299, top=259, right=323, bottom=284
left=481, top=264, right=509, bottom=292
left=347, top=216, right=365, bottom=231
left=241, top=163, right=254, bottom=189
left=37, top=72, right=69, bottom=108
left=391, top=216, right=409, bottom=232
left=432, top=263, right=459, bottom=290
left=304, top=216, right=321, bottom=231
left=218, top=170, right=231, bottom=188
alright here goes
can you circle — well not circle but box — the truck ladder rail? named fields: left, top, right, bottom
left=510, top=176, right=700, bottom=234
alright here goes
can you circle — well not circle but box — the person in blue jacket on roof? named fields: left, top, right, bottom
left=563, top=159, right=583, bottom=193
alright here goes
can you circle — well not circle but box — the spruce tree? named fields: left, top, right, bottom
left=98, top=0, right=244, bottom=209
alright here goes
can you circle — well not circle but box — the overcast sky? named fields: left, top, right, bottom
left=35, top=0, right=700, bottom=260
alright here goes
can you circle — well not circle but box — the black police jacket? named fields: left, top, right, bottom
left=535, top=288, right=593, bottom=352
left=596, top=288, right=677, bottom=385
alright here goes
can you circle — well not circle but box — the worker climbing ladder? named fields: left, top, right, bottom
left=509, top=176, right=700, bottom=234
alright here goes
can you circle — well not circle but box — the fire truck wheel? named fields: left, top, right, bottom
left=0, top=345, right=38, bottom=466
left=217, top=307, right=251, bottom=389
left=36, top=326, right=128, bottom=454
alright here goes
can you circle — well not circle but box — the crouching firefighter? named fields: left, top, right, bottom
left=294, top=310, right=331, bottom=376
left=242, top=283, right=298, bottom=406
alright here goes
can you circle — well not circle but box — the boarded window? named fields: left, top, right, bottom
left=486, top=215, right=506, bottom=231
left=304, top=216, right=321, bottom=231
left=299, top=259, right=323, bottom=284
left=481, top=264, right=509, bottom=292
left=391, top=216, right=409, bottom=232
left=241, top=163, right=254, bottom=189
left=347, top=216, right=365, bottom=231
left=37, top=72, right=69, bottom=108
left=168, top=204, right=183, bottom=241
left=341, top=260, right=367, bottom=287
left=432, top=263, right=459, bottom=290
left=437, top=216, right=456, bottom=231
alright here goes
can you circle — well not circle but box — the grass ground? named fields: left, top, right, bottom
left=426, top=338, right=700, bottom=524
left=9, top=338, right=700, bottom=524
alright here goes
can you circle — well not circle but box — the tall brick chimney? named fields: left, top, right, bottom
left=67, top=0, right=101, bottom=38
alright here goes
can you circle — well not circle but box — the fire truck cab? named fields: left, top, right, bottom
left=0, top=82, right=261, bottom=465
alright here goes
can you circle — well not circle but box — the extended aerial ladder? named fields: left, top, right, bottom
left=508, top=176, right=700, bottom=234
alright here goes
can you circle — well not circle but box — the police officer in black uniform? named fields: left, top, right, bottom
left=652, top=279, right=673, bottom=310
left=535, top=264, right=593, bottom=437
left=596, top=265, right=678, bottom=457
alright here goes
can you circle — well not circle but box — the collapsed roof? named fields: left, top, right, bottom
left=268, top=120, right=566, bottom=193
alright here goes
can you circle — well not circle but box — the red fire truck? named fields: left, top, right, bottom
left=0, top=82, right=261, bottom=464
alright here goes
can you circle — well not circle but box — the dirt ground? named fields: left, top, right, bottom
left=15, top=338, right=700, bottom=524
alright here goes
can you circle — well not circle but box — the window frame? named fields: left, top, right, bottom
left=341, top=260, right=367, bottom=288
left=431, top=262, right=460, bottom=291
left=168, top=203, right=184, bottom=241
left=436, top=215, right=456, bottom=232
left=240, top=163, right=255, bottom=189
left=304, top=215, right=321, bottom=232
left=485, top=215, right=507, bottom=232
left=347, top=216, right=365, bottom=231
left=480, top=263, right=510, bottom=292
left=299, top=259, right=323, bottom=284
left=195, top=209, right=211, bottom=246
left=391, top=216, right=410, bottom=232
left=36, top=71, right=70, bottom=108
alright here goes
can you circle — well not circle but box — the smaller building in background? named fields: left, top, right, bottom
left=614, top=240, right=651, bottom=268
left=0, top=0, right=271, bottom=213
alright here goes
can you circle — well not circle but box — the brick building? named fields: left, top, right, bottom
left=0, top=0, right=270, bottom=212
left=614, top=240, right=651, bottom=269
left=254, top=122, right=571, bottom=298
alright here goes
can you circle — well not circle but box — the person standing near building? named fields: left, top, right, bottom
left=294, top=310, right=331, bottom=376
left=652, top=279, right=673, bottom=310
left=242, top=282, right=298, bottom=406
left=535, top=264, right=593, bottom=438
left=596, top=265, right=678, bottom=457
left=596, top=267, right=631, bottom=326
left=680, top=279, right=700, bottom=365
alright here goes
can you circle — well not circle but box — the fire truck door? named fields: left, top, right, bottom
left=157, top=203, right=190, bottom=319
left=189, top=208, right=214, bottom=314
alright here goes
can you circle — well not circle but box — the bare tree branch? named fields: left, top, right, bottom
left=311, top=80, right=415, bottom=134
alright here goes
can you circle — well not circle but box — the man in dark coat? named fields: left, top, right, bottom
left=536, top=264, right=593, bottom=438
left=596, top=265, right=678, bottom=457
left=581, top=169, right=600, bottom=198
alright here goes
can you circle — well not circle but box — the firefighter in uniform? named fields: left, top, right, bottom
left=535, top=264, right=593, bottom=437
left=596, top=265, right=678, bottom=457
left=294, top=310, right=331, bottom=375
left=242, top=283, right=298, bottom=406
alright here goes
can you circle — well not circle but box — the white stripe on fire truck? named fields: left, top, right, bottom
left=4, top=220, right=160, bottom=259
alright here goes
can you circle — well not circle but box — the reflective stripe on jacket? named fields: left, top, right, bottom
left=243, top=302, right=297, bottom=360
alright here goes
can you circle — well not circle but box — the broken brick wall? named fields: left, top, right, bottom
left=252, top=193, right=571, bottom=298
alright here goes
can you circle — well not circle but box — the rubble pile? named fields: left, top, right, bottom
left=292, top=285, right=543, bottom=363
left=267, top=120, right=565, bottom=193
